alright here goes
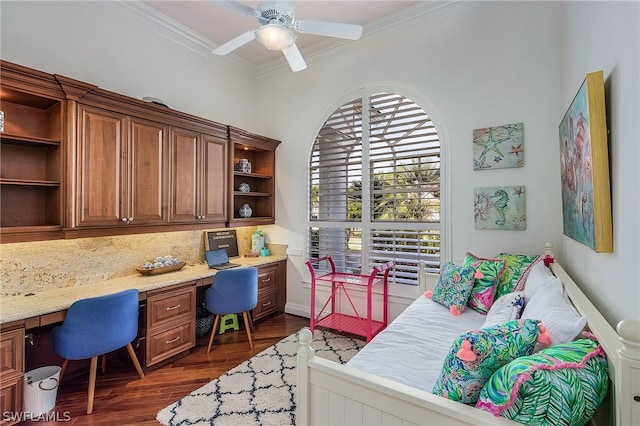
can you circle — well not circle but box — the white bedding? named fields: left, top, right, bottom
left=346, top=295, right=486, bottom=392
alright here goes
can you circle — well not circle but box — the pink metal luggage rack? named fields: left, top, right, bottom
left=306, top=256, right=394, bottom=341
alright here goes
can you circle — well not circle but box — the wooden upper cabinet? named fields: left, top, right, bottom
left=201, top=133, right=228, bottom=223
left=229, top=127, right=280, bottom=227
left=128, top=118, right=168, bottom=225
left=169, top=128, right=227, bottom=225
left=0, top=61, right=66, bottom=243
left=75, top=105, right=167, bottom=228
left=0, top=60, right=280, bottom=242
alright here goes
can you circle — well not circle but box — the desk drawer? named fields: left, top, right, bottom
left=253, top=291, right=277, bottom=321
left=0, top=328, right=24, bottom=378
left=146, top=321, right=194, bottom=366
left=258, top=264, right=277, bottom=291
left=0, top=375, right=23, bottom=425
left=147, top=285, right=195, bottom=330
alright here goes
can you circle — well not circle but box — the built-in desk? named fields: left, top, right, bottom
left=0, top=256, right=286, bottom=424
left=0, top=255, right=286, bottom=326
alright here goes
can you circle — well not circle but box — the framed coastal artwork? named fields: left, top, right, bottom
left=474, top=186, right=526, bottom=230
left=559, top=71, right=612, bottom=252
left=473, top=122, right=524, bottom=170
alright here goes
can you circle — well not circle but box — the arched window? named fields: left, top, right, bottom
left=308, top=91, right=441, bottom=285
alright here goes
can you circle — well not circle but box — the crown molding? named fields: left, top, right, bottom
left=104, top=0, right=483, bottom=80
left=256, top=1, right=484, bottom=78
left=100, top=1, right=259, bottom=78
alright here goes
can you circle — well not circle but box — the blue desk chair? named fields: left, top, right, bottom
left=205, top=267, right=258, bottom=354
left=52, top=289, right=145, bottom=414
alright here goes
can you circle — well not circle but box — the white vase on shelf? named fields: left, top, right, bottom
left=239, top=203, right=252, bottom=218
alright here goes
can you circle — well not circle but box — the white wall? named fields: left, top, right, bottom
left=1, top=1, right=637, bottom=326
left=0, top=1, right=257, bottom=128
left=255, top=1, right=566, bottom=318
left=559, top=1, right=640, bottom=326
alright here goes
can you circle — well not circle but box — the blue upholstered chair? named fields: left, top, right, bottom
left=205, top=267, right=258, bottom=354
left=51, top=289, right=145, bottom=414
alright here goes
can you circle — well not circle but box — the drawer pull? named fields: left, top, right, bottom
left=166, top=304, right=181, bottom=311
left=166, top=336, right=181, bottom=344
left=262, top=277, right=271, bottom=283
left=262, top=301, right=272, bottom=307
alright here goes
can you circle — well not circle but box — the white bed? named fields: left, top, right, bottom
left=296, top=245, right=640, bottom=426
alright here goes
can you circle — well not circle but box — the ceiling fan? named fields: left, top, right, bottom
left=212, top=1, right=363, bottom=72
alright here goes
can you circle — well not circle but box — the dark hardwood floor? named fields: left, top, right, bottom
left=25, top=314, right=309, bottom=426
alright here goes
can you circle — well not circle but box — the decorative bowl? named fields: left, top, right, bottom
left=137, top=262, right=185, bottom=276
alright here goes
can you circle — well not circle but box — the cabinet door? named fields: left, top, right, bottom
left=76, top=105, right=127, bottom=227
left=128, top=118, right=168, bottom=224
left=169, top=128, right=199, bottom=223
left=200, top=134, right=227, bottom=223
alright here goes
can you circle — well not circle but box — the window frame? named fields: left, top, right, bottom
left=307, top=87, right=450, bottom=285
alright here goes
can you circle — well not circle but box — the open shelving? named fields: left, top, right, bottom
left=228, top=127, right=280, bottom=226
left=0, top=82, right=64, bottom=241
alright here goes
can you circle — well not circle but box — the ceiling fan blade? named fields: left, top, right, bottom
left=214, top=1, right=259, bottom=17
left=212, top=30, right=256, bottom=56
left=295, top=20, right=363, bottom=40
left=282, top=43, right=307, bottom=72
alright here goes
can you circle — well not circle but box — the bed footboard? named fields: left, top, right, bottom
left=296, top=328, right=516, bottom=425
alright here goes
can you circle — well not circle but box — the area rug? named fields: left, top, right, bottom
left=156, top=328, right=365, bottom=426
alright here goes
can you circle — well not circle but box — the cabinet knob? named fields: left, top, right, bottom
left=128, top=217, right=134, bottom=223
left=634, top=395, right=640, bottom=402
left=121, top=218, right=129, bottom=223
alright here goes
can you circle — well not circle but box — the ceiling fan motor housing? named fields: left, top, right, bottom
left=258, top=6, right=294, bottom=27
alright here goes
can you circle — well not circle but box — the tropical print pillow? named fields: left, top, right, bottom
left=476, top=337, right=609, bottom=426
left=462, top=253, right=506, bottom=314
left=494, top=253, right=541, bottom=299
left=430, top=262, right=475, bottom=315
left=432, top=319, right=540, bottom=404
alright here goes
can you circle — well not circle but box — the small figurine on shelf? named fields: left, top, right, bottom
left=239, top=203, right=252, bottom=218
left=235, top=159, right=251, bottom=173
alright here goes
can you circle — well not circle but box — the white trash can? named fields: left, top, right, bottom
left=24, top=366, right=61, bottom=416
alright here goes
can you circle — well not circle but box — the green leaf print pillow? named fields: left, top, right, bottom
left=476, top=337, right=609, bottom=426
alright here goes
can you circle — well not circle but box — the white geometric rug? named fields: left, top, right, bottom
left=157, top=328, right=365, bottom=426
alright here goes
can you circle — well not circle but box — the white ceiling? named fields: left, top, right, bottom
left=141, top=1, right=420, bottom=68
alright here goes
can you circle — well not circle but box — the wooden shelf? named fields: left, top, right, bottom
left=233, top=191, right=270, bottom=197
left=0, top=178, right=60, bottom=187
left=233, top=171, right=272, bottom=180
left=0, top=133, right=60, bottom=147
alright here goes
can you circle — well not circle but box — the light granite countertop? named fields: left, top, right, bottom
left=0, top=255, right=287, bottom=325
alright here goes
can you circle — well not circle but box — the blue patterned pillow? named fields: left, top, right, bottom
left=433, top=319, right=540, bottom=404
left=431, top=262, right=475, bottom=315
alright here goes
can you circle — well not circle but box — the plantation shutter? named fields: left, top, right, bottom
left=309, top=91, right=441, bottom=282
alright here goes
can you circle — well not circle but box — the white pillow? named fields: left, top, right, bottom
left=483, top=291, right=525, bottom=327
left=521, top=282, right=586, bottom=346
left=523, top=261, right=559, bottom=302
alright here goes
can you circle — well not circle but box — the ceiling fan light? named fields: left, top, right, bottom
left=255, top=24, right=295, bottom=50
